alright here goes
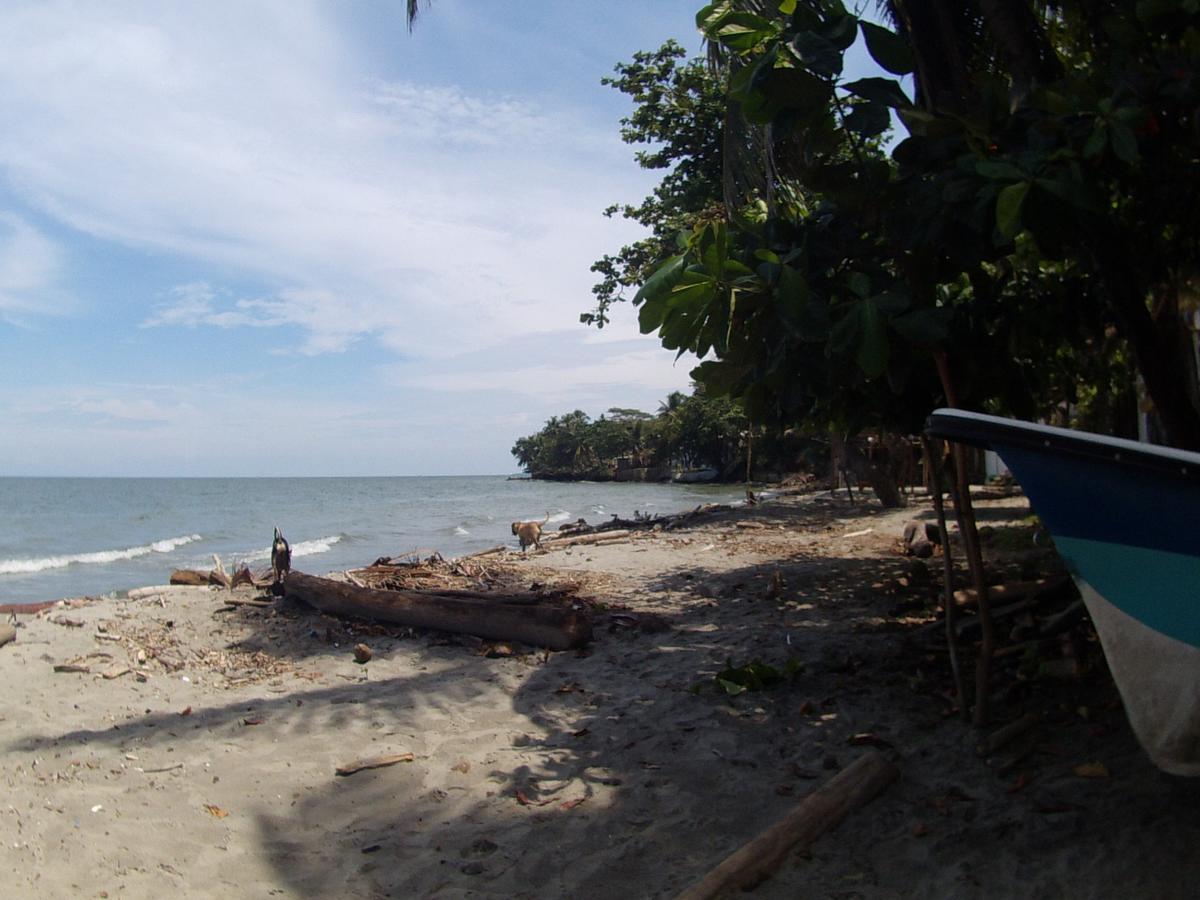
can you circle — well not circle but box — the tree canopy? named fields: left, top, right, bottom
left=612, top=1, right=1200, bottom=449
left=510, top=387, right=756, bottom=480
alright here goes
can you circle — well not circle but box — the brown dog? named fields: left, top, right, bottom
left=511, top=513, right=550, bottom=552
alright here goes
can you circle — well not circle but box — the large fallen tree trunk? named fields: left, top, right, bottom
left=282, top=571, right=592, bottom=651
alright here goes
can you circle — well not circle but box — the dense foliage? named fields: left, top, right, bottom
left=584, top=41, right=727, bottom=328
left=616, top=1, right=1200, bottom=449
left=511, top=387, right=768, bottom=481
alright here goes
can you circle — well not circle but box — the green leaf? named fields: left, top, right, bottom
left=634, top=255, right=685, bottom=306
left=856, top=298, right=889, bottom=377
left=823, top=14, right=859, bottom=52
left=859, top=21, right=914, bottom=75
left=777, top=0, right=797, bottom=13
left=667, top=280, right=718, bottom=310
left=842, top=77, right=909, bottom=108
left=843, top=101, right=891, bottom=137
left=717, top=678, right=748, bottom=696
left=1083, top=126, right=1107, bottom=160
left=847, top=272, right=871, bottom=298
left=638, top=296, right=667, bottom=334
left=1108, top=121, right=1139, bottom=164
left=890, top=307, right=951, bottom=345
left=975, top=160, right=1027, bottom=181
left=696, top=2, right=732, bottom=34
left=788, top=30, right=842, bottom=78
left=995, top=181, right=1031, bottom=240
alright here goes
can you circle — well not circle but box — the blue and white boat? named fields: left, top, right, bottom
left=925, top=408, right=1200, bottom=776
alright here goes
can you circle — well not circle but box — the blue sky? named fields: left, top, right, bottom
left=0, top=1, right=889, bottom=476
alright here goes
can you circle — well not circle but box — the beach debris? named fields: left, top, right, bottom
left=208, top=554, right=231, bottom=589
left=544, top=529, right=631, bottom=549
left=353, top=643, right=373, bottom=664
left=128, top=585, right=198, bottom=600
left=53, top=663, right=91, bottom=674
left=765, top=569, right=784, bottom=601
left=1006, top=772, right=1033, bottom=793
left=847, top=732, right=894, bottom=750
left=711, top=657, right=802, bottom=696
left=170, top=569, right=209, bottom=586
left=976, top=712, right=1041, bottom=757
left=1073, top=761, right=1111, bottom=779
left=101, top=665, right=131, bottom=680
left=335, top=752, right=415, bottom=776
left=49, top=617, right=85, bottom=628
left=219, top=596, right=272, bottom=609
left=673, top=750, right=899, bottom=899
left=231, top=565, right=256, bottom=588
left=203, top=804, right=229, bottom=818
left=842, top=527, right=874, bottom=539
left=283, top=570, right=593, bottom=651
left=0, top=622, right=15, bottom=648
left=515, top=790, right=552, bottom=807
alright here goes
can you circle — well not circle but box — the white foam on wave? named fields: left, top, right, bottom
left=546, top=510, right=571, bottom=524
left=453, top=526, right=470, bottom=536
left=0, top=534, right=203, bottom=576
left=241, top=534, right=343, bottom=564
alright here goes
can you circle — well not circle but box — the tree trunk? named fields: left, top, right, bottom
left=282, top=571, right=592, bottom=651
left=1090, top=230, right=1200, bottom=451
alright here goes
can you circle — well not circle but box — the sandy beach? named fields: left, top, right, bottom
left=2, top=489, right=1198, bottom=899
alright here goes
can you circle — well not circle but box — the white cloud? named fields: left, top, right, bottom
left=0, top=2, right=701, bottom=474
left=0, top=1, right=654, bottom=358
left=0, top=212, right=67, bottom=318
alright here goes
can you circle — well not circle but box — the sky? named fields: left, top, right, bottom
left=0, top=1, right=890, bottom=477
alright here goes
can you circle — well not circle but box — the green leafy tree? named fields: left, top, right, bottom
left=632, top=1, right=1199, bottom=449
left=583, top=41, right=728, bottom=328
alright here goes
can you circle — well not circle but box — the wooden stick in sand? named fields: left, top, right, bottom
left=283, top=571, right=592, bottom=651
left=673, top=750, right=899, bottom=900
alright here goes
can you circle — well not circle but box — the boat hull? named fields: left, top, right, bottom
left=926, top=409, right=1200, bottom=776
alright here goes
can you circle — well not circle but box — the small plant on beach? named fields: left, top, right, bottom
left=709, top=656, right=804, bottom=695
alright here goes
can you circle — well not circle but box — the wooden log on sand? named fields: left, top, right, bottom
left=170, top=569, right=209, bottom=586
left=952, top=576, right=1069, bottom=608
left=543, top=529, right=631, bottom=549
left=0, top=623, right=16, bottom=648
left=282, top=571, right=592, bottom=651
left=674, top=750, right=899, bottom=899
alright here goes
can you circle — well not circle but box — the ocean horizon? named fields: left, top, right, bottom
left=0, top=475, right=748, bottom=606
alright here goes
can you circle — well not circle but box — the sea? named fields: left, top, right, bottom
left=0, top=476, right=749, bottom=607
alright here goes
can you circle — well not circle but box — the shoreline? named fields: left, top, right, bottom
left=1, top=489, right=1197, bottom=897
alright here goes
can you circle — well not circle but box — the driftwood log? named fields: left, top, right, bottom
left=674, top=750, right=899, bottom=899
left=282, top=571, right=592, bottom=651
left=0, top=623, right=15, bottom=648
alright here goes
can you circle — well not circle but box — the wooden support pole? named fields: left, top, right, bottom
left=673, top=750, right=899, bottom=900
left=923, top=435, right=967, bottom=720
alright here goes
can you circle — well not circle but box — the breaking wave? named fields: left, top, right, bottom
left=0, top=534, right=203, bottom=576
left=241, top=534, right=343, bottom=564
